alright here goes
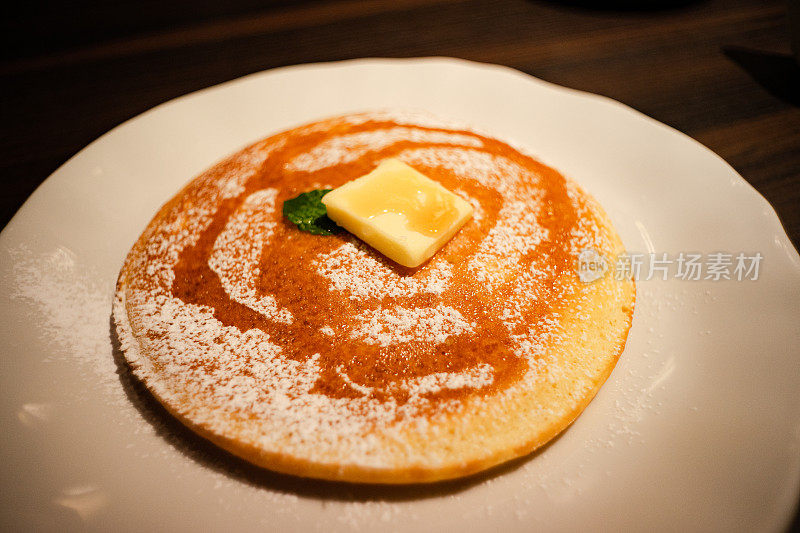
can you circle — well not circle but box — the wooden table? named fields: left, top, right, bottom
left=2, top=0, right=798, bottom=529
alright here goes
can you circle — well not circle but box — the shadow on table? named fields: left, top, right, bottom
left=723, top=46, right=800, bottom=107
left=109, top=315, right=556, bottom=501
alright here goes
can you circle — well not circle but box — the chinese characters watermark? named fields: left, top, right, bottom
left=577, top=250, right=763, bottom=282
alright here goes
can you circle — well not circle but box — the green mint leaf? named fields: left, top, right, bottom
left=282, top=189, right=341, bottom=236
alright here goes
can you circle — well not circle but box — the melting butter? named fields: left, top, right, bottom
left=345, top=165, right=461, bottom=238
left=322, top=159, right=473, bottom=267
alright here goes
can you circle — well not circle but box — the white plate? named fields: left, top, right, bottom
left=1, top=58, right=798, bottom=532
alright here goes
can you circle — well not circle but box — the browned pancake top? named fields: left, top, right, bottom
left=116, top=113, right=630, bottom=474
left=157, top=117, right=587, bottom=407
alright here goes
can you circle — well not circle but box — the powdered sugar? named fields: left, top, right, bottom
left=209, top=188, right=293, bottom=324
left=399, top=147, right=536, bottom=199
left=287, top=127, right=482, bottom=173
left=118, top=287, right=403, bottom=465
left=315, top=241, right=453, bottom=300
left=351, top=304, right=475, bottom=347
left=216, top=140, right=281, bottom=199
left=402, top=363, right=494, bottom=396
left=9, top=245, right=109, bottom=358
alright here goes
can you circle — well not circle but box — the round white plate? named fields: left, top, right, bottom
left=1, top=58, right=798, bottom=532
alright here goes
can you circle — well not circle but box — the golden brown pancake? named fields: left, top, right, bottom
left=114, top=112, right=635, bottom=483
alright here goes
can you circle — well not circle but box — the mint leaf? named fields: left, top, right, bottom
left=282, top=189, right=341, bottom=235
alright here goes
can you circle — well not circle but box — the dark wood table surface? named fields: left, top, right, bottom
left=2, top=0, right=798, bottom=529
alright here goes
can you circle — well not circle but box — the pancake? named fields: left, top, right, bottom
left=113, top=111, right=635, bottom=484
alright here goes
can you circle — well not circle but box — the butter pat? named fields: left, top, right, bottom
left=322, top=159, right=473, bottom=267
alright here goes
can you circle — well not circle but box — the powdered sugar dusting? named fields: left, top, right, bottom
left=287, top=127, right=482, bottom=173
left=315, top=241, right=453, bottom=300
left=336, top=365, right=374, bottom=396
left=399, top=147, right=537, bottom=198
left=342, top=110, right=482, bottom=132
left=118, top=287, right=403, bottom=464
left=7, top=244, right=125, bottom=404
left=403, top=363, right=494, bottom=395
left=209, top=188, right=293, bottom=324
left=133, top=138, right=284, bottom=294
left=351, top=304, right=475, bottom=347
left=217, top=140, right=281, bottom=199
